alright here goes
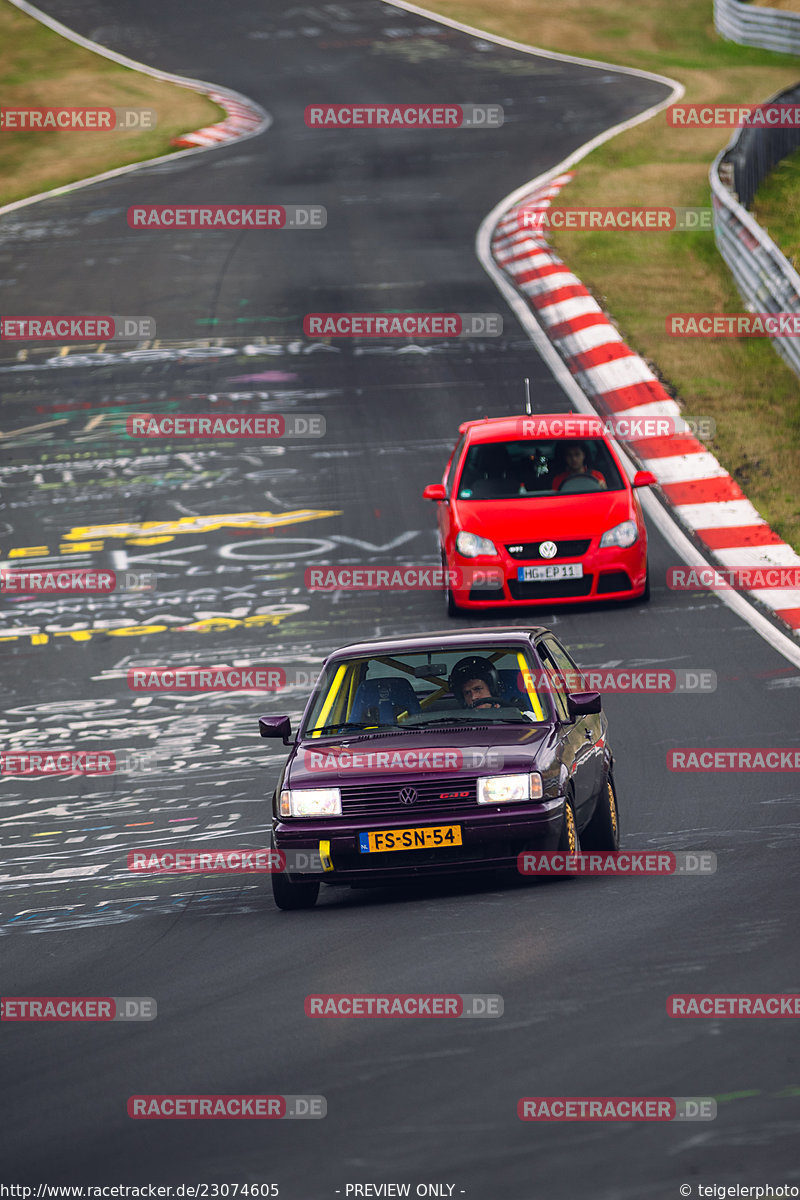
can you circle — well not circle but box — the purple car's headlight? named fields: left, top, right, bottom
left=477, top=772, right=543, bottom=804
left=280, top=787, right=341, bottom=817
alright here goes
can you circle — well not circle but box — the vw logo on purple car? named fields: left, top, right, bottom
left=399, top=787, right=419, bottom=805
left=539, top=541, right=558, bottom=559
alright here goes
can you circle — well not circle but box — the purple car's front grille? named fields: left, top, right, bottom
left=340, top=776, right=479, bottom=818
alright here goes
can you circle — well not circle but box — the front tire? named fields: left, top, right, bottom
left=580, top=773, right=620, bottom=851
left=443, top=551, right=462, bottom=617
left=272, top=868, right=320, bottom=910
left=557, top=797, right=581, bottom=854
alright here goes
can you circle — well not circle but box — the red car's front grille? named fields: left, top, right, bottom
left=505, top=539, right=591, bottom=560
left=507, top=576, right=594, bottom=600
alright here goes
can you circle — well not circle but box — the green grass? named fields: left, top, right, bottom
left=0, top=1, right=224, bottom=207
left=752, top=144, right=800, bottom=268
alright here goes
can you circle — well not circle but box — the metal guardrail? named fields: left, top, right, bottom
left=714, top=0, right=800, bottom=55
left=711, top=83, right=800, bottom=377
left=720, top=91, right=800, bottom=208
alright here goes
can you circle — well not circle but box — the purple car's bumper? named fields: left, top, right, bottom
left=273, top=797, right=565, bottom=884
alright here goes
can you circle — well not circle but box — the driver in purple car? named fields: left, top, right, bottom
left=552, top=441, right=607, bottom=492
left=448, top=656, right=506, bottom=710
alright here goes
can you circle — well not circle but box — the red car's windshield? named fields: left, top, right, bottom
left=456, top=438, right=625, bottom=499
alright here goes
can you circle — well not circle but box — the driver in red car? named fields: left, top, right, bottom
left=552, top=441, right=607, bottom=492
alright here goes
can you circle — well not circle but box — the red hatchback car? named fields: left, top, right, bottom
left=423, top=413, right=656, bottom=614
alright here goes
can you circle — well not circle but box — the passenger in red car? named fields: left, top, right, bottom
left=552, top=441, right=607, bottom=491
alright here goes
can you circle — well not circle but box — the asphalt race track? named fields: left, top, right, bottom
left=1, top=1, right=799, bottom=1195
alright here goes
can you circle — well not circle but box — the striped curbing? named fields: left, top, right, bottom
left=171, top=93, right=263, bottom=148
left=490, top=172, right=800, bottom=634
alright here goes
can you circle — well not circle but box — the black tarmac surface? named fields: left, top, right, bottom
left=1, top=2, right=798, bottom=1196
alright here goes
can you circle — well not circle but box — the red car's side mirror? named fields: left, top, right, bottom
left=632, top=470, right=657, bottom=488
left=423, top=484, right=447, bottom=501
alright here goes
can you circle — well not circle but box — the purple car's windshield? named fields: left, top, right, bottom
left=302, top=648, right=552, bottom=736
left=456, top=438, right=625, bottom=500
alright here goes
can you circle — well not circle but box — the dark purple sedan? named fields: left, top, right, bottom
left=259, top=627, right=619, bottom=909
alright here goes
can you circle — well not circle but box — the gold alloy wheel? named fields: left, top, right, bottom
left=607, top=779, right=618, bottom=840
left=565, top=802, right=577, bottom=853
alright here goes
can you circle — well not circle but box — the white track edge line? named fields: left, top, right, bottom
left=9, top=0, right=800, bottom=665
left=0, top=0, right=271, bottom=219
left=480, top=221, right=800, bottom=666
left=381, top=0, right=685, bottom=90
left=362, top=0, right=800, bottom=666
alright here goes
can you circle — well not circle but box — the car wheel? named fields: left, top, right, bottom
left=272, top=869, right=320, bottom=910
left=580, top=773, right=620, bottom=852
left=557, top=797, right=581, bottom=854
left=442, top=551, right=461, bottom=617
left=642, top=560, right=651, bottom=602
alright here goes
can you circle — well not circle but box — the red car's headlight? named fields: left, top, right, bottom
left=456, top=531, right=499, bottom=557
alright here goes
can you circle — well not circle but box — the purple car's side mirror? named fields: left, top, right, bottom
left=259, top=715, right=292, bottom=744
left=567, top=691, right=602, bottom=718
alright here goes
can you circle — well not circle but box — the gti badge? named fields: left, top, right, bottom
left=539, top=541, right=558, bottom=559
left=399, top=786, right=419, bottom=805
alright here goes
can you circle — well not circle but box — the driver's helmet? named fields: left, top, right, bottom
left=448, top=655, right=501, bottom=705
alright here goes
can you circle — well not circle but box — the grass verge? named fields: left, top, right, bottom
left=751, top=144, right=800, bottom=267
left=0, top=2, right=224, bottom=208
left=425, top=0, right=800, bottom=548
